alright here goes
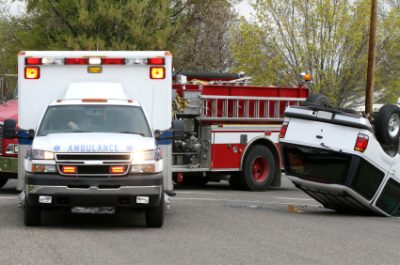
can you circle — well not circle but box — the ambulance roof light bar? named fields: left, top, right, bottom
left=25, top=57, right=165, bottom=66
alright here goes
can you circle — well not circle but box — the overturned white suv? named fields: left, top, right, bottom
left=279, top=102, right=400, bottom=216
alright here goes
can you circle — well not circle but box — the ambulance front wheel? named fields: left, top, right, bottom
left=241, top=145, right=275, bottom=191
left=145, top=192, right=164, bottom=228
left=24, top=198, right=41, bottom=226
left=0, top=178, right=8, bottom=188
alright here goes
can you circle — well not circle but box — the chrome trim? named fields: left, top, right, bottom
left=26, top=184, right=162, bottom=196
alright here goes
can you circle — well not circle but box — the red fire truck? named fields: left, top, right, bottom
left=171, top=72, right=309, bottom=190
left=0, top=98, right=18, bottom=188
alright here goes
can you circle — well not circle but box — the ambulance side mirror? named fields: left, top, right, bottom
left=3, top=119, right=17, bottom=139
left=28, top=129, right=35, bottom=139
left=154, top=129, right=161, bottom=139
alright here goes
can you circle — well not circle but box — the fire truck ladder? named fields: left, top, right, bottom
left=199, top=95, right=305, bottom=122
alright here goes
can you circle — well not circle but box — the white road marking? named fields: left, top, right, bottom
left=275, top=196, right=316, bottom=201
left=171, top=197, right=321, bottom=207
left=0, top=196, right=16, bottom=200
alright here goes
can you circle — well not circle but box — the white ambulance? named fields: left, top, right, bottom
left=4, top=51, right=180, bottom=227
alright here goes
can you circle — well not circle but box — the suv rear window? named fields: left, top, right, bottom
left=282, top=144, right=351, bottom=184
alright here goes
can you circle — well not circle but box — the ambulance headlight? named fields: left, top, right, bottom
left=131, top=148, right=161, bottom=162
left=130, top=149, right=162, bottom=174
left=32, top=149, right=55, bottom=160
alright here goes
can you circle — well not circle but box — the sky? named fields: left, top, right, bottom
left=235, top=0, right=255, bottom=19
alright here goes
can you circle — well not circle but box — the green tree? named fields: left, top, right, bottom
left=231, top=0, right=372, bottom=107
left=377, top=1, right=400, bottom=103
left=23, top=0, right=183, bottom=50
left=173, top=0, right=238, bottom=72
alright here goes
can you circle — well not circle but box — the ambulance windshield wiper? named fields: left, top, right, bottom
left=118, top=131, right=145, bottom=136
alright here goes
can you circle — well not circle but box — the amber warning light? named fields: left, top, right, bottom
left=25, top=67, right=40, bottom=79
left=62, top=166, right=77, bottom=174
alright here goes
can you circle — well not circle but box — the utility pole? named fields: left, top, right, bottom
left=365, top=0, right=378, bottom=114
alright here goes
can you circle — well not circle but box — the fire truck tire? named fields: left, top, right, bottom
left=304, top=94, right=330, bottom=107
left=0, top=178, right=8, bottom=188
left=242, top=145, right=275, bottom=191
left=24, top=200, right=41, bottom=226
left=228, top=174, right=243, bottom=190
left=375, top=104, right=400, bottom=146
left=145, top=192, right=164, bottom=228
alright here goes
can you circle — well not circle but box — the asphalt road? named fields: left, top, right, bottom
left=0, top=177, right=399, bottom=265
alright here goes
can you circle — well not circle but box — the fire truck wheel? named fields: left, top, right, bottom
left=242, top=145, right=275, bottom=191
left=375, top=104, right=400, bottom=146
left=304, top=94, right=330, bottom=107
left=0, top=178, right=8, bottom=188
left=145, top=192, right=164, bottom=228
left=24, top=200, right=41, bottom=226
left=228, top=174, right=243, bottom=190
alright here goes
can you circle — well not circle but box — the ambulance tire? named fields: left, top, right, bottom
left=145, top=192, right=164, bottom=228
left=304, top=94, right=330, bottom=108
left=0, top=178, right=8, bottom=188
left=242, top=145, right=275, bottom=191
left=375, top=104, right=400, bottom=146
left=24, top=200, right=41, bottom=226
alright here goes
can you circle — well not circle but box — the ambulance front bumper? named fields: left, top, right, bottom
left=25, top=173, right=163, bottom=208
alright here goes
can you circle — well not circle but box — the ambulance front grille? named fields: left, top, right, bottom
left=57, top=164, right=130, bottom=176
left=56, top=153, right=131, bottom=162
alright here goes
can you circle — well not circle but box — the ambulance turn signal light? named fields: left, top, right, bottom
left=354, top=133, right=369, bottom=153
left=150, top=67, right=165, bottom=79
left=25, top=67, right=40, bottom=79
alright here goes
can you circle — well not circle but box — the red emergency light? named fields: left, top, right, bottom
left=65, top=58, right=89, bottom=65
left=102, top=58, right=125, bottom=65
left=25, top=57, right=42, bottom=65
left=148, top=58, right=165, bottom=65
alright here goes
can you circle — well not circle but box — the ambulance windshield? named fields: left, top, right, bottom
left=37, top=105, right=152, bottom=137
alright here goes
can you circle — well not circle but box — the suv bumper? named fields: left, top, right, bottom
left=25, top=173, right=163, bottom=208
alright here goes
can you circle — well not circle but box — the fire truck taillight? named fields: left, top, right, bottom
left=279, top=122, right=289, bottom=138
left=354, top=133, right=369, bottom=153
left=25, top=67, right=40, bottom=79
left=148, top=57, right=165, bottom=65
left=150, top=67, right=165, bottom=79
